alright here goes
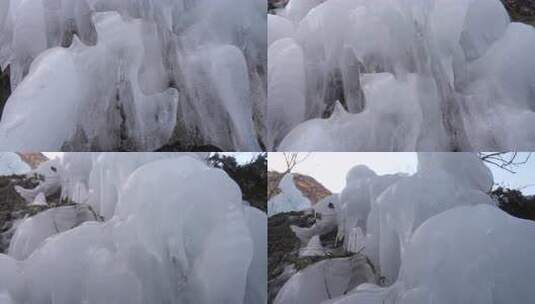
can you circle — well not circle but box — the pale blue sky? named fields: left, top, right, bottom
left=268, top=152, right=535, bottom=195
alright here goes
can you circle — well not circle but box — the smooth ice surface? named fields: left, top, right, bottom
left=0, top=153, right=30, bottom=175
left=362, top=153, right=493, bottom=282
left=269, top=0, right=535, bottom=151
left=8, top=204, right=97, bottom=260
left=0, top=0, right=266, bottom=151
left=1, top=153, right=265, bottom=304
left=282, top=153, right=535, bottom=304
left=268, top=173, right=312, bottom=216
left=328, top=205, right=535, bottom=304
left=274, top=256, right=376, bottom=304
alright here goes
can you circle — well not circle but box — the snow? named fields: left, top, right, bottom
left=269, top=0, right=535, bottom=151
left=0, top=153, right=30, bottom=176
left=0, top=0, right=265, bottom=151
left=268, top=173, right=312, bottom=216
left=0, top=153, right=265, bottom=304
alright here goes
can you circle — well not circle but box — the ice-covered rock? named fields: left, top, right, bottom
left=274, top=255, right=377, bottom=304
left=14, top=159, right=61, bottom=203
left=269, top=0, right=535, bottom=151
left=268, top=173, right=312, bottom=216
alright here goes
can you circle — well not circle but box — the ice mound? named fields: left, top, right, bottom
left=268, top=173, right=312, bottom=216
left=0, top=0, right=266, bottom=151
left=0, top=153, right=266, bottom=304
left=276, top=153, right=535, bottom=303
left=274, top=255, right=377, bottom=304
left=327, top=205, right=535, bottom=304
left=8, top=204, right=98, bottom=260
left=0, top=153, right=30, bottom=176
left=269, top=0, right=535, bottom=151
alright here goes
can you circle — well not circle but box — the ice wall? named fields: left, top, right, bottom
left=269, top=0, right=535, bottom=151
left=327, top=205, right=535, bottom=304
left=0, top=153, right=265, bottom=304
left=0, top=0, right=266, bottom=151
left=276, top=153, right=535, bottom=303
left=268, top=173, right=312, bottom=216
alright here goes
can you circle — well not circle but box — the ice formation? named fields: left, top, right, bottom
left=0, top=153, right=30, bottom=176
left=274, top=153, right=535, bottom=303
left=0, top=153, right=266, bottom=304
left=292, top=194, right=338, bottom=245
left=268, top=173, right=312, bottom=216
left=0, top=0, right=266, bottom=151
left=269, top=0, right=535, bottom=151
left=274, top=255, right=377, bottom=304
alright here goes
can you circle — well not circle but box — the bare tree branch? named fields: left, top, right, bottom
left=479, top=152, right=531, bottom=174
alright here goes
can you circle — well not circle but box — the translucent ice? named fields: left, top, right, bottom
left=327, top=205, right=535, bottom=304
left=274, top=255, right=376, bottom=304
left=8, top=204, right=97, bottom=260
left=278, top=153, right=535, bottom=303
left=269, top=0, right=535, bottom=151
left=0, top=0, right=266, bottom=151
left=1, top=154, right=265, bottom=304
left=268, top=173, right=312, bottom=216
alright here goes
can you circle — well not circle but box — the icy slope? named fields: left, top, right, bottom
left=0, top=0, right=266, bottom=151
left=0, top=153, right=266, bottom=304
left=269, top=0, right=535, bottom=151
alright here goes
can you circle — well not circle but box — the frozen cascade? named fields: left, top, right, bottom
left=0, top=153, right=266, bottom=304
left=0, top=0, right=266, bottom=151
left=275, top=153, right=535, bottom=304
left=268, top=173, right=312, bottom=217
left=269, top=0, right=535, bottom=151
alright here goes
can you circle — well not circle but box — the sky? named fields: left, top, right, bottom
left=268, top=152, right=535, bottom=195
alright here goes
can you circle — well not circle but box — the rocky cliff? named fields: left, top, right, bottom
left=268, top=171, right=331, bottom=205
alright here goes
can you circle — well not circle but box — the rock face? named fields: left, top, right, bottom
left=0, top=67, right=9, bottom=120
left=268, top=171, right=331, bottom=205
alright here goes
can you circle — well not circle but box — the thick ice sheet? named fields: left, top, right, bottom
left=0, top=0, right=266, bottom=151
left=1, top=153, right=265, bottom=304
left=269, top=0, right=535, bottom=151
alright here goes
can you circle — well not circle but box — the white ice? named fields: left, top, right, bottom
left=277, top=152, right=535, bottom=304
left=268, top=173, right=312, bottom=216
left=1, top=153, right=265, bottom=304
left=0, top=0, right=266, bottom=151
left=269, top=0, right=535, bottom=151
